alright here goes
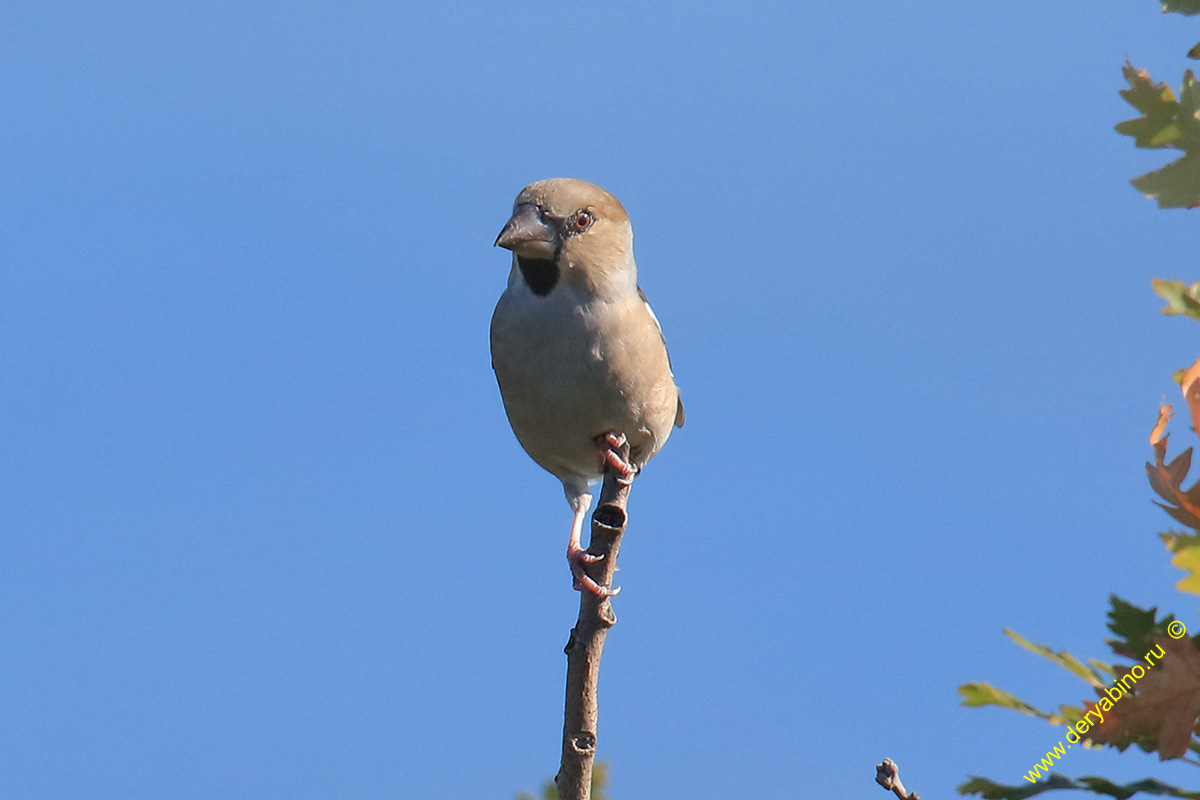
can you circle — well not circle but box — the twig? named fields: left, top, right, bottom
left=876, top=758, right=920, bottom=800
left=554, top=441, right=632, bottom=800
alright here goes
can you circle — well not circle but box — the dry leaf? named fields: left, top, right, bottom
left=1089, top=636, right=1200, bottom=760
left=1147, top=403, right=1200, bottom=527
left=1184, top=357, right=1200, bottom=435
left=1152, top=401, right=1174, bottom=446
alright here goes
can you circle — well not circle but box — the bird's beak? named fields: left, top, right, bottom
left=494, top=203, right=557, bottom=260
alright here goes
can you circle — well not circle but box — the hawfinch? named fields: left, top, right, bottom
left=490, top=178, right=684, bottom=596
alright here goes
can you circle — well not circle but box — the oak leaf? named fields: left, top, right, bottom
left=1116, top=64, right=1200, bottom=208
left=1151, top=279, right=1200, bottom=322
left=1088, top=637, right=1200, bottom=760
left=1152, top=401, right=1174, bottom=446
left=1183, top=356, right=1200, bottom=435
left=1171, top=547, right=1200, bottom=594
left=1147, top=405, right=1200, bottom=528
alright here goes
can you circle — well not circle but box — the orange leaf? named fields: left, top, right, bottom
left=1152, top=401, right=1174, bottom=446
left=1184, top=356, right=1200, bottom=435
left=1147, top=403, right=1200, bottom=527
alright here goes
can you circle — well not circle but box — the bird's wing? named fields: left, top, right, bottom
left=637, top=285, right=685, bottom=429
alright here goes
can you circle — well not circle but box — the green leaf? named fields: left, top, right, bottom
left=1105, top=595, right=1177, bottom=659
left=958, top=774, right=1078, bottom=799
left=1117, top=64, right=1182, bottom=149
left=1162, top=0, right=1200, bottom=15
left=1155, top=533, right=1200, bottom=591
left=1118, top=66, right=1200, bottom=207
left=1160, top=530, right=1200, bottom=552
left=1180, top=72, right=1200, bottom=144
left=958, top=682, right=1053, bottom=719
left=1057, top=703, right=1088, bottom=725
left=1170, top=546, right=1200, bottom=593
left=1085, top=777, right=1200, bottom=800
left=1130, top=152, right=1200, bottom=208
left=1151, top=280, right=1200, bottom=321
left=1004, top=628, right=1107, bottom=687
left=958, top=774, right=1200, bottom=799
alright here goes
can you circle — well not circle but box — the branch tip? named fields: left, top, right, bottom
left=875, top=758, right=919, bottom=800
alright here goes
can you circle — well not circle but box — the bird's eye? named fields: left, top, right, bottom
left=572, top=210, right=594, bottom=232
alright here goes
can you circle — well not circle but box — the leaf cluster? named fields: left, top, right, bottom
left=1116, top=64, right=1200, bottom=208
left=954, top=4, right=1200, bottom=798
left=1116, top=1, right=1200, bottom=207
left=958, top=398, right=1200, bottom=798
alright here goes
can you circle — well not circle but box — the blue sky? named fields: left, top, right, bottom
left=4, top=2, right=1200, bottom=798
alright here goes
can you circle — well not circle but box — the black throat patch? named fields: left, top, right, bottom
left=517, top=256, right=559, bottom=297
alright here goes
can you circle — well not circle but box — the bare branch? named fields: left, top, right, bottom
left=555, top=441, right=632, bottom=800
left=876, top=758, right=920, bottom=800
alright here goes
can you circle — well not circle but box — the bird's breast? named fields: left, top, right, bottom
left=490, top=286, right=677, bottom=483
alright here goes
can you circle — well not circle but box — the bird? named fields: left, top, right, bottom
left=490, top=178, right=684, bottom=596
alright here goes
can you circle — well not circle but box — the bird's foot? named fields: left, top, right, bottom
left=596, top=432, right=636, bottom=485
left=568, top=545, right=621, bottom=597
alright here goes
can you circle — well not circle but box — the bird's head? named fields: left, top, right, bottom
left=495, top=178, right=635, bottom=297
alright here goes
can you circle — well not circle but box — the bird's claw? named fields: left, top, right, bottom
left=596, top=432, right=636, bottom=485
left=568, top=547, right=621, bottom=597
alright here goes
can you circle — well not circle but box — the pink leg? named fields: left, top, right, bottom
left=566, top=495, right=620, bottom=597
